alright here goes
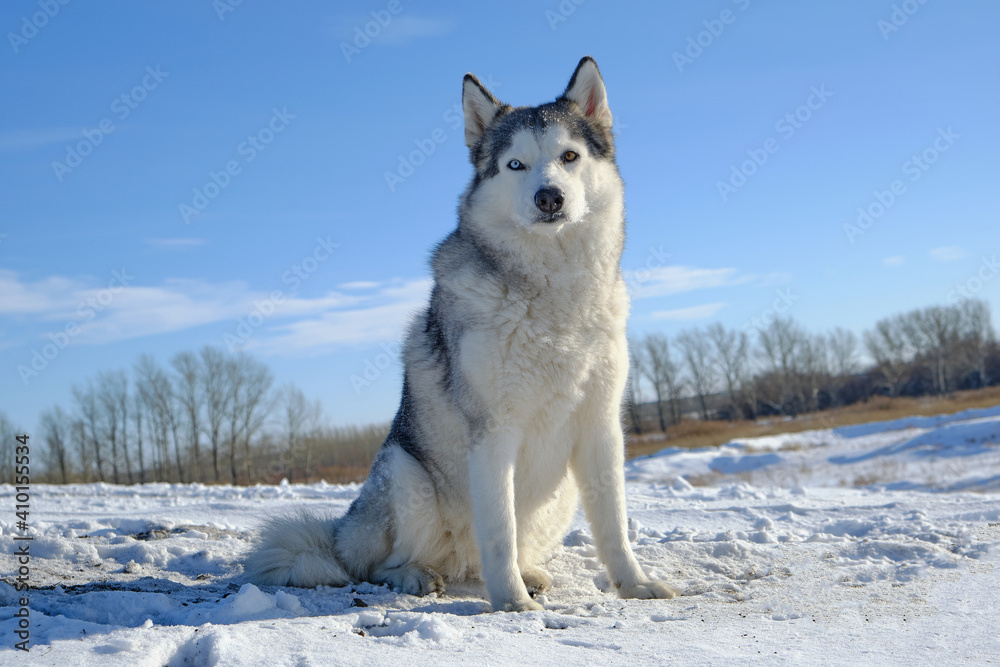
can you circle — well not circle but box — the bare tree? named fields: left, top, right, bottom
left=900, top=311, right=931, bottom=391
left=97, top=374, right=121, bottom=483
left=959, top=299, right=995, bottom=387
left=826, top=327, right=859, bottom=406
left=299, top=404, right=324, bottom=483
left=72, top=381, right=105, bottom=482
left=277, top=383, right=322, bottom=481
left=677, top=328, right=717, bottom=420
left=40, top=406, right=72, bottom=483
left=132, top=392, right=147, bottom=483
left=707, top=323, right=748, bottom=421
left=827, top=327, right=858, bottom=377
left=864, top=315, right=909, bottom=397
left=201, top=346, right=229, bottom=482
left=224, top=355, right=246, bottom=483
left=907, top=306, right=961, bottom=395
left=97, top=370, right=132, bottom=484
left=136, top=376, right=165, bottom=481
left=640, top=334, right=682, bottom=430
left=172, top=351, right=204, bottom=482
left=236, top=353, right=275, bottom=484
left=119, top=376, right=133, bottom=484
left=741, top=354, right=761, bottom=420
left=217, top=352, right=276, bottom=484
left=135, top=355, right=185, bottom=482
left=798, top=334, right=829, bottom=412
left=757, top=317, right=806, bottom=416
left=67, top=419, right=90, bottom=482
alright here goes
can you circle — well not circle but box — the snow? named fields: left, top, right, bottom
left=3, top=407, right=999, bottom=665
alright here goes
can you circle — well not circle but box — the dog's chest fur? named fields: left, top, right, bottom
left=456, top=247, right=627, bottom=423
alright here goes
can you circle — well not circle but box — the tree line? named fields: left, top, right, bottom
left=627, top=298, right=997, bottom=432
left=1, top=347, right=386, bottom=486
left=2, top=298, right=996, bottom=485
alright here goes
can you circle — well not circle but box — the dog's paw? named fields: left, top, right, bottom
left=520, top=567, right=552, bottom=596
left=618, top=579, right=678, bottom=600
left=376, top=564, right=445, bottom=596
left=498, top=598, right=545, bottom=613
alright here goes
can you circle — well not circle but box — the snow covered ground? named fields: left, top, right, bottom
left=3, top=406, right=999, bottom=665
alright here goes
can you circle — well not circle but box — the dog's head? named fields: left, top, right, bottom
left=462, top=57, right=619, bottom=235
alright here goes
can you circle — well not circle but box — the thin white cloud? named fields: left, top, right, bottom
left=929, top=246, right=966, bottom=262
left=249, top=279, right=432, bottom=355
left=0, top=270, right=84, bottom=316
left=334, top=15, right=454, bottom=47
left=145, top=238, right=207, bottom=249
left=651, top=302, right=728, bottom=321
left=627, top=266, right=750, bottom=300
left=883, top=255, right=905, bottom=267
left=0, top=270, right=430, bottom=352
left=379, top=16, right=455, bottom=44
left=76, top=280, right=271, bottom=343
left=78, top=280, right=375, bottom=345
left=339, top=281, right=381, bottom=290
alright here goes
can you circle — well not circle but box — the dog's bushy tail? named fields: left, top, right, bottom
left=243, top=511, right=352, bottom=588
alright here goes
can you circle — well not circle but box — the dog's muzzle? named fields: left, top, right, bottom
left=534, top=187, right=564, bottom=219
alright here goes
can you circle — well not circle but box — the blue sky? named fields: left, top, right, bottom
left=2, top=0, right=998, bottom=431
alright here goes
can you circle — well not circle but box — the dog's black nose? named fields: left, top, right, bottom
left=534, top=187, right=564, bottom=215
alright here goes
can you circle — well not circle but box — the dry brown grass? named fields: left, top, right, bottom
left=626, top=385, right=1000, bottom=460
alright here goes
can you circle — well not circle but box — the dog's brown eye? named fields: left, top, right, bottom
left=562, top=150, right=578, bottom=163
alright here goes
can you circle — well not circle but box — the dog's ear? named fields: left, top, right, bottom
left=463, top=73, right=503, bottom=148
left=562, top=56, right=612, bottom=129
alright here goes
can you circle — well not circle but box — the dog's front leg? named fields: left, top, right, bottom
left=572, top=414, right=678, bottom=600
left=468, top=428, right=542, bottom=612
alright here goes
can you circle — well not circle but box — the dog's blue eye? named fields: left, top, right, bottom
left=507, top=159, right=524, bottom=171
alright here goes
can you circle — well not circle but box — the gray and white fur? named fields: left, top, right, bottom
left=245, top=56, right=678, bottom=611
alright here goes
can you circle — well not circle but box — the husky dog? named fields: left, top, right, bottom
left=246, top=56, right=677, bottom=611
